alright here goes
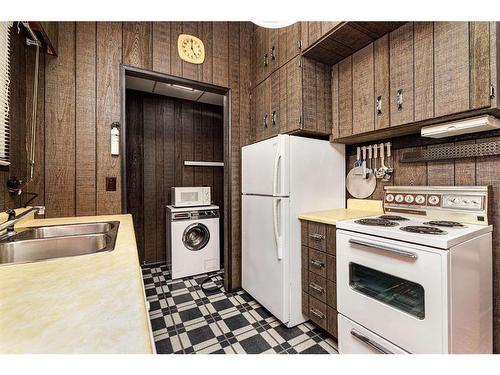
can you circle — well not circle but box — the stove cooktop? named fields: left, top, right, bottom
left=337, top=214, right=492, bottom=249
left=378, top=215, right=410, bottom=221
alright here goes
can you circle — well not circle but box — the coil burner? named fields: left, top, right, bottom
left=400, top=226, right=447, bottom=235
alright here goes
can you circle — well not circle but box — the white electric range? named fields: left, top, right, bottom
left=336, top=186, right=493, bottom=354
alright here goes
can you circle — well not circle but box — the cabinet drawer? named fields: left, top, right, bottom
left=326, top=225, right=336, bottom=255
left=307, top=222, right=327, bottom=251
left=302, top=291, right=309, bottom=317
left=309, top=295, right=328, bottom=330
left=327, top=254, right=336, bottom=282
left=327, top=280, right=337, bottom=308
left=309, top=248, right=327, bottom=278
left=301, top=246, right=309, bottom=291
left=327, top=306, right=338, bottom=338
left=308, top=272, right=327, bottom=303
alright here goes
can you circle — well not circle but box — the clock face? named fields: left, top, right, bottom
left=177, top=34, right=205, bottom=64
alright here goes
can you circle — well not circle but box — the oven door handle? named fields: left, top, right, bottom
left=350, top=329, right=394, bottom=354
left=348, top=238, right=418, bottom=260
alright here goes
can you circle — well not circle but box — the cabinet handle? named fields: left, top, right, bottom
left=396, top=89, right=403, bottom=111
left=490, top=84, right=496, bottom=99
left=310, top=307, right=325, bottom=319
left=263, top=113, right=268, bottom=128
left=271, top=45, right=276, bottom=61
left=376, top=96, right=382, bottom=115
left=310, top=259, right=325, bottom=268
left=309, top=233, right=325, bottom=241
left=264, top=52, right=269, bottom=67
left=309, top=283, right=325, bottom=294
left=271, top=111, right=277, bottom=126
left=350, top=330, right=393, bottom=354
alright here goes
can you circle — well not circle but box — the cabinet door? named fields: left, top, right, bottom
left=352, top=43, right=375, bottom=134
left=254, top=79, right=270, bottom=141
left=269, top=69, right=281, bottom=136
left=469, top=22, right=491, bottom=110
left=389, top=22, right=414, bottom=126
left=286, top=56, right=303, bottom=133
left=414, top=22, right=434, bottom=121
left=338, top=56, right=353, bottom=137
left=302, top=58, right=332, bottom=134
left=434, top=22, right=469, bottom=117
left=252, top=26, right=270, bottom=87
left=285, top=23, right=301, bottom=62
left=374, top=34, right=390, bottom=130
left=269, top=28, right=279, bottom=73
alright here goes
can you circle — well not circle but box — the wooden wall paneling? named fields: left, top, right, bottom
left=434, top=22, right=470, bottom=117
left=162, top=98, right=176, bottom=209
left=393, top=146, right=427, bottom=186
left=302, top=57, right=316, bottom=131
left=239, top=22, right=252, bottom=145
left=202, top=105, right=214, bottom=190
left=152, top=22, right=171, bottom=74
left=413, top=22, right=434, bottom=122
left=193, top=103, right=204, bottom=186
left=201, top=22, right=213, bottom=84
left=142, top=95, right=157, bottom=263
left=286, top=56, right=302, bottom=133
left=181, top=100, right=194, bottom=186
left=470, top=22, right=491, bottom=110
left=491, top=22, right=499, bottom=109
left=212, top=22, right=229, bottom=87
left=155, top=97, right=166, bottom=263
left=454, top=140, right=476, bottom=185
left=229, top=22, right=241, bottom=285
left=125, top=90, right=144, bottom=261
left=308, top=22, right=322, bottom=47
left=389, top=22, right=414, bottom=127
left=212, top=107, right=224, bottom=267
left=75, top=22, right=96, bottom=216
left=122, top=22, right=152, bottom=70
left=352, top=43, right=375, bottom=134
left=174, top=100, right=183, bottom=194
left=374, top=34, right=390, bottom=130
left=44, top=22, right=76, bottom=218
left=331, top=64, right=339, bottom=139
left=338, top=56, right=353, bottom=137
left=427, top=143, right=455, bottom=185
left=96, top=22, right=122, bottom=215
left=25, top=36, right=45, bottom=207
left=170, top=22, right=183, bottom=77
left=181, top=22, right=202, bottom=80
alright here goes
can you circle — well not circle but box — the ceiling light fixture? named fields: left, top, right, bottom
left=252, top=21, right=295, bottom=29
left=171, top=84, right=196, bottom=92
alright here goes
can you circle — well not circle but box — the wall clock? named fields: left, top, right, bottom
left=177, top=34, right=205, bottom=64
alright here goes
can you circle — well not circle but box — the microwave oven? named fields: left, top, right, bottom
left=171, top=187, right=211, bottom=207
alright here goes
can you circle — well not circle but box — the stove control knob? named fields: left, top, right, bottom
left=448, top=197, right=458, bottom=205
left=462, top=199, right=470, bottom=205
left=386, top=194, right=394, bottom=203
left=404, top=195, right=414, bottom=203
left=415, top=195, right=425, bottom=204
left=428, top=195, right=440, bottom=205
left=395, top=194, right=404, bottom=203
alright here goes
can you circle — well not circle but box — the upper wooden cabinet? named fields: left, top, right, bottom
left=251, top=24, right=302, bottom=88
left=332, top=22, right=499, bottom=143
left=251, top=56, right=332, bottom=142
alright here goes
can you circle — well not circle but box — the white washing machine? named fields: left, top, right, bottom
left=166, top=205, right=220, bottom=280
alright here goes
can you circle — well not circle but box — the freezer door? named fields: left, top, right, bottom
left=242, top=134, right=289, bottom=196
left=242, top=194, right=290, bottom=324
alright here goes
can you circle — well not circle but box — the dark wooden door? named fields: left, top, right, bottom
left=352, top=43, right=375, bottom=134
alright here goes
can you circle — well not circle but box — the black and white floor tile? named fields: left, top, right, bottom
left=142, top=264, right=338, bottom=354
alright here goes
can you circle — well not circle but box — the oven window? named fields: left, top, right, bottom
left=349, top=263, right=425, bottom=320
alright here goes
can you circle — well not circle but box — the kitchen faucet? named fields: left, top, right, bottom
left=0, top=206, right=45, bottom=240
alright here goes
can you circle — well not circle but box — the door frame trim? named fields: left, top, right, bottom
left=119, top=64, right=234, bottom=291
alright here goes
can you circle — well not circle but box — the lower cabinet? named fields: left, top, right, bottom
left=300, top=220, right=338, bottom=339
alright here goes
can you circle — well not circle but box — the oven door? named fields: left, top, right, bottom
left=337, top=230, right=448, bottom=354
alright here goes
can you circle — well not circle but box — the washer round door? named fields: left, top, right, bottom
left=182, top=223, right=210, bottom=251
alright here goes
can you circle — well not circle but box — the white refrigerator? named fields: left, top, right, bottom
left=242, top=134, right=345, bottom=327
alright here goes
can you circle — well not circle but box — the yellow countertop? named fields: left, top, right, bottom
left=0, top=214, right=155, bottom=354
left=298, top=199, right=383, bottom=225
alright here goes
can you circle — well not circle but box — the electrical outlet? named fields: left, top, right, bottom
left=106, top=177, right=116, bottom=191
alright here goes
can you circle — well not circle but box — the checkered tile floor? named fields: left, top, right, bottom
left=142, top=264, right=338, bottom=354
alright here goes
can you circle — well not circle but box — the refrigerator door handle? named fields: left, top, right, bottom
left=273, top=197, right=283, bottom=260
left=272, top=144, right=282, bottom=196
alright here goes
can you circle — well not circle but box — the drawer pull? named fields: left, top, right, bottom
left=310, top=307, right=325, bottom=319
left=309, top=233, right=325, bottom=241
left=309, top=283, right=325, bottom=294
left=348, top=238, right=418, bottom=260
left=310, top=259, right=325, bottom=268
left=350, top=329, right=393, bottom=354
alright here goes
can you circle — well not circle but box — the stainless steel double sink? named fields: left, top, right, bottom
left=0, top=221, right=120, bottom=266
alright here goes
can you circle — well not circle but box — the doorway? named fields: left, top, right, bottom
left=120, top=65, right=233, bottom=288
